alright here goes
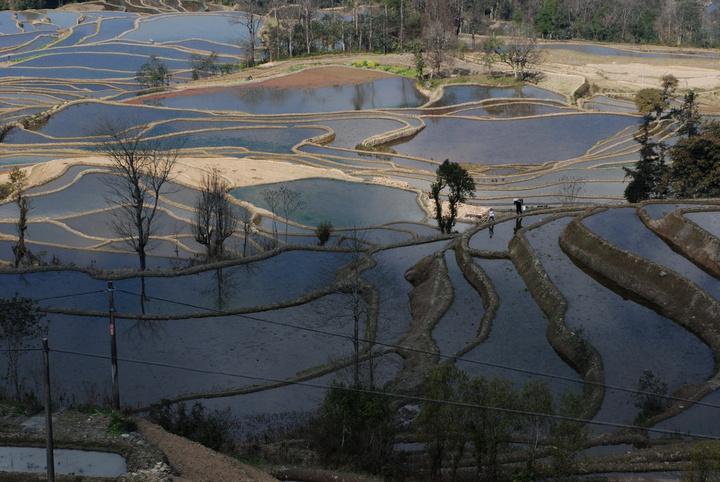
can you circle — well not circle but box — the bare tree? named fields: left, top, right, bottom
left=0, top=296, right=45, bottom=400
left=100, top=124, right=178, bottom=302
left=278, top=185, right=303, bottom=244
left=338, top=229, right=372, bottom=388
left=193, top=169, right=238, bottom=262
left=422, top=0, right=457, bottom=77
left=8, top=168, right=29, bottom=268
left=495, top=26, right=543, bottom=80
left=558, top=175, right=587, bottom=204
left=235, top=0, right=263, bottom=66
left=262, top=188, right=281, bottom=246
left=240, top=208, right=254, bottom=257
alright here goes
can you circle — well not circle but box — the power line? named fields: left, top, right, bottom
left=113, top=288, right=720, bottom=412
left=48, top=347, right=720, bottom=441
left=36, top=289, right=106, bottom=303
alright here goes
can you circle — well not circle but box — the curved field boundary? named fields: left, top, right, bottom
left=508, top=217, right=605, bottom=420
left=560, top=210, right=720, bottom=427
left=638, top=203, right=720, bottom=279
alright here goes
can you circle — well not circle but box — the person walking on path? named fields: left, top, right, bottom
left=513, top=198, right=525, bottom=215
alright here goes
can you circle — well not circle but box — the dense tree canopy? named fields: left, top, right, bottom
left=625, top=83, right=720, bottom=203
left=670, top=121, right=720, bottom=199
left=4, top=0, right=719, bottom=49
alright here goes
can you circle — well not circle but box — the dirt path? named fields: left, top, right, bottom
left=137, top=420, right=279, bottom=482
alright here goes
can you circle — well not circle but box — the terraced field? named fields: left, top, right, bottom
left=0, top=5, right=718, bottom=478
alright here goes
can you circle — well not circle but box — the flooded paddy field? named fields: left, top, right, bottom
left=0, top=7, right=718, bottom=476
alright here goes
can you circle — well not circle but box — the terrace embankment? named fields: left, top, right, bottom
left=639, top=206, right=720, bottom=279
left=508, top=226, right=605, bottom=420
left=560, top=211, right=720, bottom=424
left=453, top=239, right=500, bottom=355
left=394, top=253, right=453, bottom=391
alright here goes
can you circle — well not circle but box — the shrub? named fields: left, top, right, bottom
left=633, top=370, right=669, bottom=424
left=684, top=442, right=720, bottom=482
left=311, top=384, right=397, bottom=473
left=136, top=56, right=171, bottom=89
left=149, top=401, right=238, bottom=453
left=315, top=221, right=333, bottom=246
left=107, top=411, right=137, bottom=435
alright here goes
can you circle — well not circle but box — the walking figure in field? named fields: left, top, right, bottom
left=513, top=198, right=524, bottom=215
left=488, top=208, right=496, bottom=224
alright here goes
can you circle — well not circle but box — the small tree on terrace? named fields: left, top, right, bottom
left=239, top=208, right=254, bottom=257
left=136, top=56, right=171, bottom=89
left=190, top=52, right=220, bottom=80
left=193, top=169, right=238, bottom=262
left=430, top=160, right=476, bottom=234
left=495, top=26, right=543, bottom=80
left=633, top=369, right=669, bottom=423
left=278, top=185, right=303, bottom=244
left=100, top=124, right=178, bottom=303
left=0, top=296, right=45, bottom=400
left=8, top=167, right=30, bottom=268
left=635, top=74, right=678, bottom=119
left=675, top=90, right=701, bottom=139
left=624, top=115, right=670, bottom=203
left=559, top=175, right=587, bottom=204
left=315, top=221, right=332, bottom=246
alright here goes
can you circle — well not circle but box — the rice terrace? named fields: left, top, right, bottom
left=0, top=0, right=719, bottom=480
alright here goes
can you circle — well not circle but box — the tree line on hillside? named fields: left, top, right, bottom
left=3, top=0, right=720, bottom=50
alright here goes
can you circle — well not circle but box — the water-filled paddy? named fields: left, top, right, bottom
left=144, top=74, right=427, bottom=113
left=0, top=446, right=127, bottom=477
left=0, top=249, right=349, bottom=315
left=32, top=293, right=360, bottom=406
left=641, top=203, right=704, bottom=220
left=392, top=114, right=639, bottom=165
left=450, top=102, right=574, bottom=118
left=583, top=208, right=720, bottom=299
left=431, top=85, right=566, bottom=107
left=0, top=221, right=100, bottom=247
left=432, top=250, right=483, bottom=354
left=457, top=257, right=581, bottom=394
left=685, top=211, right=720, bottom=238
left=33, top=102, right=207, bottom=137
left=231, top=178, right=425, bottom=228
left=468, top=214, right=545, bottom=252
left=0, top=173, right=116, bottom=219
left=526, top=218, right=714, bottom=423
left=120, top=13, right=256, bottom=45
left=15, top=52, right=193, bottom=71
left=367, top=241, right=450, bottom=344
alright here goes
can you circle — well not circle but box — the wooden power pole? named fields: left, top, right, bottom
left=108, top=281, right=120, bottom=410
left=42, top=338, right=55, bottom=482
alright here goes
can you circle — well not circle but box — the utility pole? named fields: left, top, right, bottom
left=108, top=281, right=120, bottom=411
left=42, top=338, right=55, bottom=482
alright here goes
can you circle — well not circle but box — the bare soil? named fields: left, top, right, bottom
left=137, top=420, right=278, bottom=482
